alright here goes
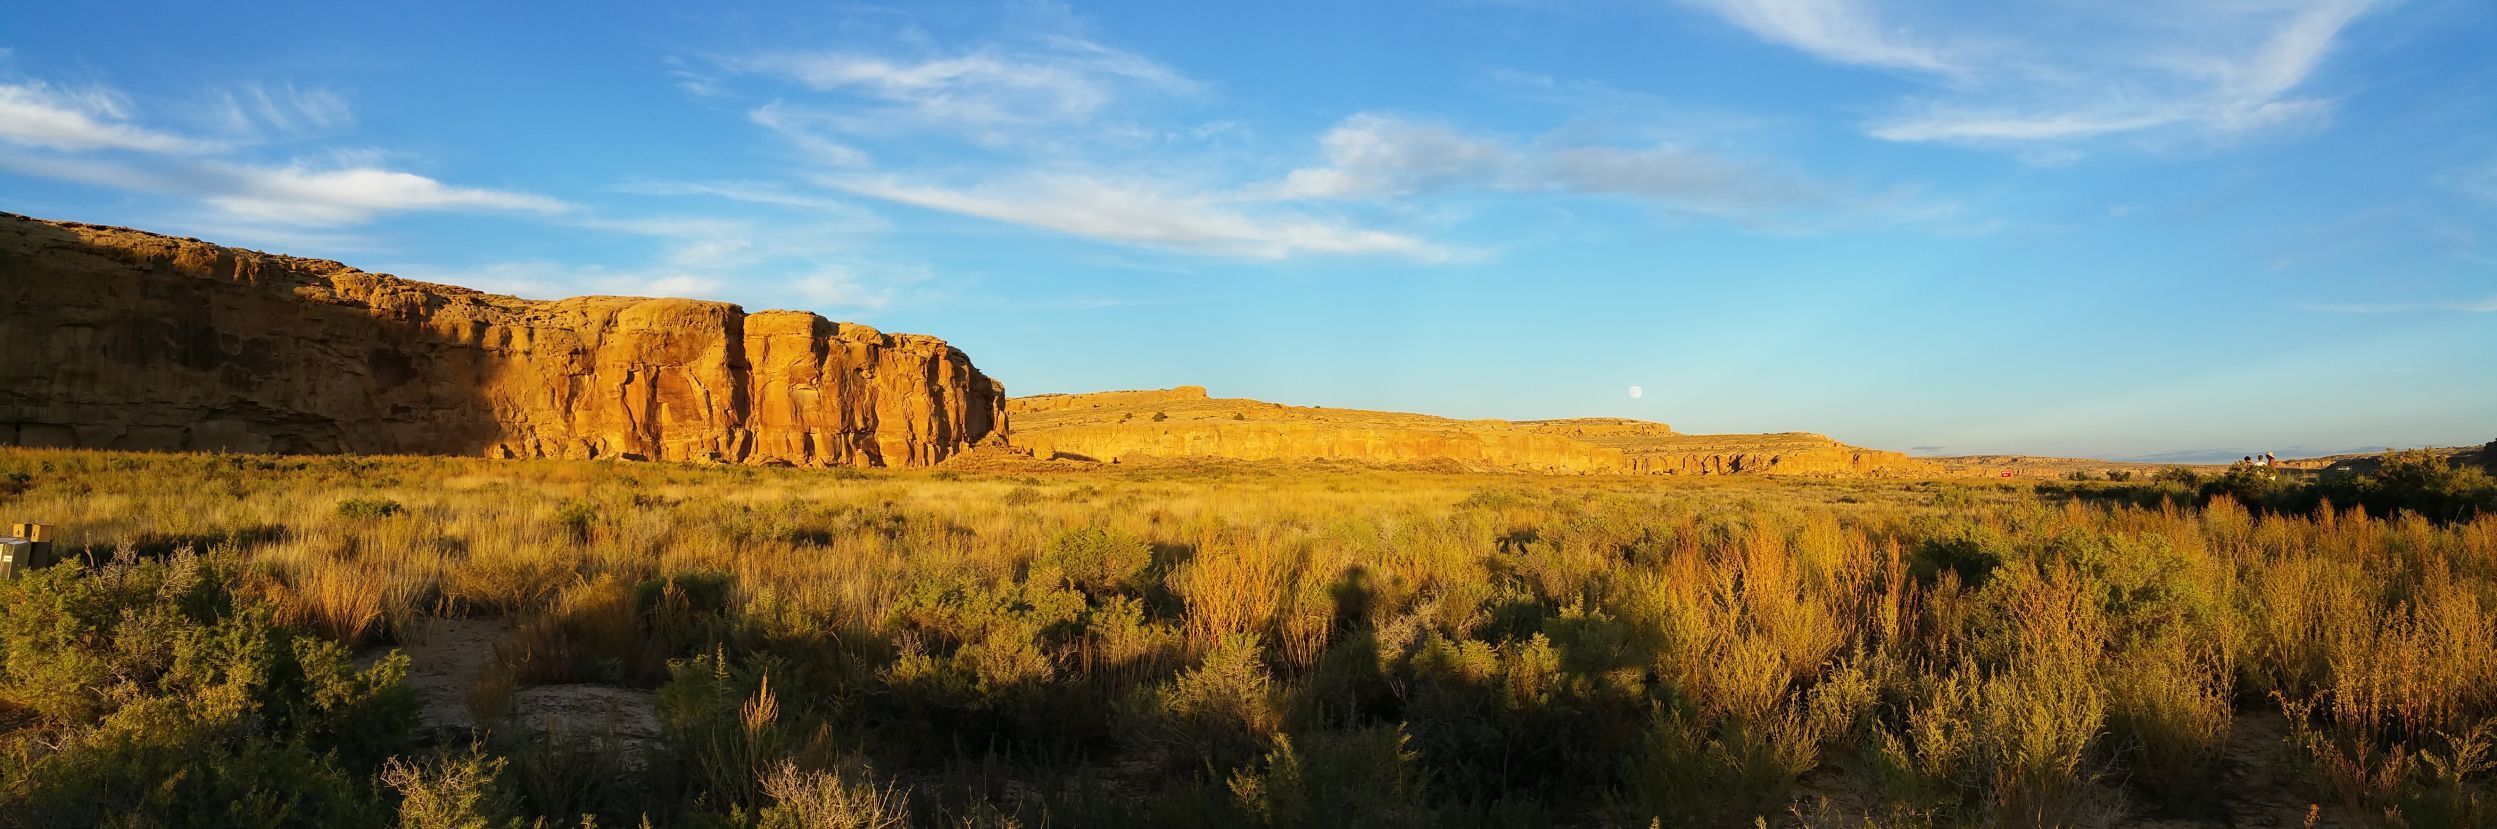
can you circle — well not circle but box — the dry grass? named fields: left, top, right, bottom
left=2, top=446, right=2493, bottom=826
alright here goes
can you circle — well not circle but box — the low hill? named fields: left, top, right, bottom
left=1007, top=386, right=1935, bottom=477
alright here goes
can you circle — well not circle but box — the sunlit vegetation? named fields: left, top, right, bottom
left=1, top=446, right=2494, bottom=827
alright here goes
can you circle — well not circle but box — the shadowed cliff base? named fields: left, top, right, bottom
left=0, top=212, right=1002, bottom=467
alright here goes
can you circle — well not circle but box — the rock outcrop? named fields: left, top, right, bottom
left=1009, top=387, right=1932, bottom=477
left=0, top=213, right=1003, bottom=466
left=1596, top=433, right=1941, bottom=478
left=1009, top=386, right=1629, bottom=473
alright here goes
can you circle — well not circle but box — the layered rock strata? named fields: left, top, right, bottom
left=1009, top=386, right=1933, bottom=477
left=0, top=213, right=1002, bottom=466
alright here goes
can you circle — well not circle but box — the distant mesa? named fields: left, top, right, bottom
left=0, top=212, right=1003, bottom=467
left=1009, top=386, right=1936, bottom=477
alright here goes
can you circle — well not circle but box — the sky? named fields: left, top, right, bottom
left=2, top=0, right=2492, bottom=461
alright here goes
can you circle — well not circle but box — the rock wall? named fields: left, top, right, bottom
left=1619, top=446, right=1939, bottom=477
left=1019, top=421, right=1627, bottom=473
left=0, top=213, right=1003, bottom=466
left=1008, top=388, right=1932, bottom=477
left=1010, top=385, right=1213, bottom=414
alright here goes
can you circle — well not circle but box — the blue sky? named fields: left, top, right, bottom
left=3, top=1, right=2492, bottom=460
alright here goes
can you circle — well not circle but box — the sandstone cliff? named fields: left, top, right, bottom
left=0, top=213, right=1003, bottom=466
left=1008, top=387, right=1930, bottom=477
left=1588, top=432, right=1942, bottom=478
left=1008, top=386, right=1629, bottom=473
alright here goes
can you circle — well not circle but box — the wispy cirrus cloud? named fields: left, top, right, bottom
left=1267, top=113, right=1820, bottom=219
left=2445, top=154, right=2497, bottom=204
left=1681, top=0, right=2386, bottom=152
left=831, top=172, right=1450, bottom=261
left=703, top=12, right=1908, bottom=263
left=724, top=32, right=1195, bottom=139
left=1678, top=0, right=1960, bottom=75
left=694, top=13, right=1455, bottom=263
left=210, top=83, right=354, bottom=137
left=2300, top=296, right=2497, bottom=314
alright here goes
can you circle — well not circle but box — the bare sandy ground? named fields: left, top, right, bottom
left=370, top=617, right=661, bottom=754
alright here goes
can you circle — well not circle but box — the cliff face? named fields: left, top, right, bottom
left=0, top=213, right=1003, bottom=466
left=1009, top=388, right=1936, bottom=478
left=1554, top=431, right=1940, bottom=478
left=1021, top=421, right=1628, bottom=473
left=1008, top=386, right=1627, bottom=473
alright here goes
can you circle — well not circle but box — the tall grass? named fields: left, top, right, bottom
left=0, top=446, right=2492, bottom=826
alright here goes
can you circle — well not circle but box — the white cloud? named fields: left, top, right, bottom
left=1679, top=0, right=1958, bottom=74
left=0, top=80, right=214, bottom=153
left=833, top=172, right=1447, bottom=260
left=1271, top=115, right=1510, bottom=200
left=202, top=163, right=566, bottom=225
left=1, top=72, right=569, bottom=228
left=1683, top=0, right=2385, bottom=151
left=0, top=151, right=566, bottom=226
left=1267, top=113, right=1817, bottom=218
left=727, top=33, right=1194, bottom=136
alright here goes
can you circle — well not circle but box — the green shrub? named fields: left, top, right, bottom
left=1229, top=728, right=1433, bottom=828
left=555, top=499, right=598, bottom=542
left=757, top=761, right=910, bottom=829
left=381, top=746, right=522, bottom=829
left=1146, top=634, right=1279, bottom=772
left=2152, top=466, right=2202, bottom=487
left=2339, top=449, right=2496, bottom=521
left=1038, top=526, right=1153, bottom=596
left=0, top=548, right=418, bottom=827
left=336, top=497, right=405, bottom=520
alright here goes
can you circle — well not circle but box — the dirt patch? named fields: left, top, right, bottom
left=2199, top=712, right=2360, bottom=828
left=381, top=616, right=510, bottom=733
left=365, top=616, right=662, bottom=761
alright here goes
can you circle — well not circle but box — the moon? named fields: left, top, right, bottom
left=1627, top=385, right=1644, bottom=399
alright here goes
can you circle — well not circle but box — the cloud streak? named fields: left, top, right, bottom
left=2300, top=296, right=2497, bottom=314
left=211, top=83, right=354, bottom=137
left=1679, top=0, right=1958, bottom=74
left=726, top=33, right=1195, bottom=138
left=1681, top=0, right=2386, bottom=151
left=0, top=80, right=215, bottom=153
left=832, top=172, right=1449, bottom=260
left=1270, top=113, right=1819, bottom=218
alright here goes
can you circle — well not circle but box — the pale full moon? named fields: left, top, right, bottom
left=1627, top=385, right=1644, bottom=399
